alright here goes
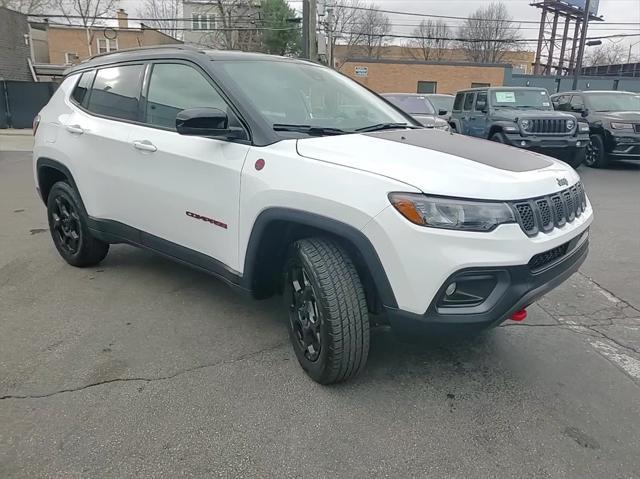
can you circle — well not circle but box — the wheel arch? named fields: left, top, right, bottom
left=241, top=208, right=398, bottom=311
left=36, top=158, right=79, bottom=205
left=488, top=124, right=505, bottom=138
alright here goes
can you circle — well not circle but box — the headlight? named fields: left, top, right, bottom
left=566, top=119, right=575, bottom=130
left=434, top=119, right=450, bottom=131
left=611, top=122, right=633, bottom=130
left=519, top=119, right=531, bottom=130
left=388, top=193, right=516, bottom=232
left=579, top=123, right=590, bottom=132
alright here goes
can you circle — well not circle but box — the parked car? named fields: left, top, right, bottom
left=550, top=90, right=640, bottom=168
left=423, top=94, right=455, bottom=118
left=382, top=93, right=450, bottom=130
left=33, top=47, right=592, bottom=384
left=450, top=87, right=590, bottom=168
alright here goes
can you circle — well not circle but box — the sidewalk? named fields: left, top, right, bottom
left=0, top=129, right=34, bottom=152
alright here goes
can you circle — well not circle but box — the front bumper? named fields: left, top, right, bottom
left=385, top=233, right=588, bottom=331
left=503, top=132, right=589, bottom=150
left=608, top=132, right=640, bottom=158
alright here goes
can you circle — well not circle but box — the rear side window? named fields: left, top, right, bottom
left=144, top=63, right=228, bottom=130
left=86, top=64, right=144, bottom=121
left=71, top=70, right=95, bottom=107
left=463, top=92, right=475, bottom=111
left=453, top=93, right=464, bottom=111
left=475, top=91, right=488, bottom=111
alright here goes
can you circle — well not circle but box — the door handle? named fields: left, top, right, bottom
left=132, top=140, right=157, bottom=153
left=65, top=124, right=84, bottom=134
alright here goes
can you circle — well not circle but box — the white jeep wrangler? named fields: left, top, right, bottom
left=33, top=47, right=593, bottom=384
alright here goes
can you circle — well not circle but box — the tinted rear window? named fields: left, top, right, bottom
left=86, top=64, right=144, bottom=121
left=71, top=71, right=95, bottom=107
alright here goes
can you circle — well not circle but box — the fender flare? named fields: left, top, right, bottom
left=35, top=157, right=79, bottom=204
left=241, top=208, right=398, bottom=308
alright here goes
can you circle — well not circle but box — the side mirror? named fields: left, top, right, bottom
left=176, top=108, right=245, bottom=139
left=438, top=109, right=448, bottom=116
left=581, top=109, right=589, bottom=118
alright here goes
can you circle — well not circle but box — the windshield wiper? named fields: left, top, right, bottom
left=272, top=123, right=347, bottom=136
left=355, top=122, right=418, bottom=133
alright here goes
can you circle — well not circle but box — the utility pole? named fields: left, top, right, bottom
left=308, top=0, right=317, bottom=62
left=572, top=0, right=591, bottom=90
left=326, top=7, right=334, bottom=68
left=302, top=0, right=309, bottom=59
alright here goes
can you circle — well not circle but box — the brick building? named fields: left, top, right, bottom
left=0, top=7, right=32, bottom=81
left=339, top=58, right=509, bottom=95
left=31, top=10, right=181, bottom=67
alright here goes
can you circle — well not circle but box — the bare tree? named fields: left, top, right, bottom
left=1, top=0, right=53, bottom=14
left=138, top=0, right=182, bottom=39
left=326, top=0, right=363, bottom=63
left=348, top=3, right=390, bottom=58
left=457, top=2, right=520, bottom=63
left=194, top=0, right=261, bottom=51
left=405, top=19, right=450, bottom=61
left=55, top=0, right=118, bottom=55
left=584, top=42, right=627, bottom=67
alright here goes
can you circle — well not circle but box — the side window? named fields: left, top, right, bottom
left=453, top=93, right=464, bottom=111
left=475, top=91, right=488, bottom=111
left=555, top=95, right=571, bottom=111
left=570, top=95, right=585, bottom=111
left=145, top=63, right=228, bottom=130
left=463, top=92, right=475, bottom=111
left=71, top=70, right=95, bottom=108
left=86, top=64, right=144, bottom=121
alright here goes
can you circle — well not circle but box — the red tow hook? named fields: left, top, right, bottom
left=510, top=309, right=527, bottom=322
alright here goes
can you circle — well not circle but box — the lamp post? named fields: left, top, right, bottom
left=628, top=40, right=640, bottom=64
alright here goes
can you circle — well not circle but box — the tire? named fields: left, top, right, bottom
left=284, top=238, right=370, bottom=384
left=491, top=132, right=507, bottom=143
left=558, top=148, right=585, bottom=169
left=585, top=134, right=609, bottom=168
left=47, top=181, right=109, bottom=267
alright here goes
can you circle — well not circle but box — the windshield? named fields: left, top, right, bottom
left=490, top=90, right=552, bottom=110
left=217, top=60, right=410, bottom=133
left=585, top=93, right=640, bottom=112
left=427, top=95, right=455, bottom=113
left=384, top=95, right=436, bottom=115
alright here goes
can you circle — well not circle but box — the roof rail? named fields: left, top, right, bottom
left=87, top=44, right=202, bottom=61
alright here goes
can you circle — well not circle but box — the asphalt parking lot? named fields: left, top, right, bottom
left=1, top=143, right=639, bottom=478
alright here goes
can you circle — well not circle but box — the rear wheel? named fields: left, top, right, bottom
left=284, top=238, right=370, bottom=384
left=47, top=181, right=109, bottom=267
left=585, top=134, right=609, bottom=168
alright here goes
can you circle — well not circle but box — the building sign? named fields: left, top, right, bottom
left=563, top=0, right=600, bottom=15
left=355, top=66, right=368, bottom=77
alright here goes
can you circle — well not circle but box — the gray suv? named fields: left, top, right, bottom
left=450, top=87, right=590, bottom=168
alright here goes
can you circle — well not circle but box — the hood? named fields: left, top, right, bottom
left=595, top=111, right=640, bottom=121
left=492, top=109, right=575, bottom=122
left=412, top=114, right=448, bottom=128
left=296, top=129, right=579, bottom=201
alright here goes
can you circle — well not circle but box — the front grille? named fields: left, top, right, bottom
left=511, top=182, right=587, bottom=237
left=529, top=119, right=569, bottom=135
left=529, top=241, right=570, bottom=272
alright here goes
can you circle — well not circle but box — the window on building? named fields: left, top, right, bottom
left=145, top=63, right=229, bottom=130
left=471, top=82, right=490, bottom=88
left=71, top=70, right=96, bottom=107
left=417, top=81, right=437, bottom=94
left=65, top=52, right=79, bottom=64
left=463, top=92, right=475, bottom=111
left=86, top=64, right=144, bottom=121
left=192, top=13, right=215, bottom=30
left=97, top=38, right=118, bottom=54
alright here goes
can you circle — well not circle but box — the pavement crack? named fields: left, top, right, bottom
left=577, top=272, right=640, bottom=314
left=0, top=342, right=286, bottom=401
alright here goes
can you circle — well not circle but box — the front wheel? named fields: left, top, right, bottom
left=284, top=238, right=370, bottom=384
left=491, top=132, right=507, bottom=144
left=585, top=134, right=609, bottom=168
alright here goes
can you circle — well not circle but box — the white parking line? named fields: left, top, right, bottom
left=590, top=340, right=640, bottom=381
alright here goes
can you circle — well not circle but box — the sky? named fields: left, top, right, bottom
left=117, top=0, right=640, bottom=57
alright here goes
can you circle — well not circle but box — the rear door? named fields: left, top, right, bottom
left=460, top=92, right=476, bottom=136
left=469, top=91, right=488, bottom=137
left=120, top=61, right=251, bottom=271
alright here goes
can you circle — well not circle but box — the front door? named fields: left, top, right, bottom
left=121, top=61, right=251, bottom=272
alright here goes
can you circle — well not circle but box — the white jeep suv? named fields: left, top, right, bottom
left=33, top=46, right=593, bottom=384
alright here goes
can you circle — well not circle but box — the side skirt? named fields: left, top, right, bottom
left=87, top=217, right=249, bottom=294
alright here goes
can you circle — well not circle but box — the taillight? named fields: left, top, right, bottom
left=33, top=114, right=41, bottom=135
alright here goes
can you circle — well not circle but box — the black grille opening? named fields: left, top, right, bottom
left=511, top=182, right=586, bottom=236
left=515, top=202, right=536, bottom=235
left=530, top=118, right=567, bottom=134
left=529, top=242, right=570, bottom=272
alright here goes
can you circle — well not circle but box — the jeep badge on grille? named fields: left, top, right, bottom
left=557, top=178, right=568, bottom=187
